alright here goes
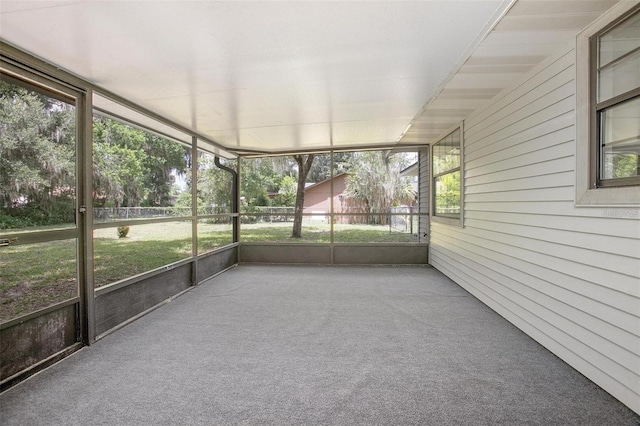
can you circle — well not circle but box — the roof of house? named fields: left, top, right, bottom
left=304, top=173, right=347, bottom=192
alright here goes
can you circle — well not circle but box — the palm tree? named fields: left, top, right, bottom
left=344, top=151, right=414, bottom=225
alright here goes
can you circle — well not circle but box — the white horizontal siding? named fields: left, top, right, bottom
left=465, top=113, right=575, bottom=165
left=429, top=243, right=639, bottom=380
left=464, top=210, right=637, bottom=239
left=429, top=40, right=640, bottom=414
left=467, top=151, right=574, bottom=185
left=467, top=199, right=639, bottom=217
left=430, top=244, right=640, bottom=410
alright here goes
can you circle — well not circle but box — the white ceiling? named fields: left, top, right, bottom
left=0, top=0, right=620, bottom=154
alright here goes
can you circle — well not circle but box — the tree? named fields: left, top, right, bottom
left=434, top=170, right=460, bottom=215
left=197, top=154, right=235, bottom=214
left=0, top=80, right=76, bottom=227
left=291, top=154, right=315, bottom=238
left=141, top=134, right=189, bottom=206
left=605, top=153, right=640, bottom=179
left=306, top=152, right=353, bottom=183
left=92, top=115, right=188, bottom=208
left=344, top=151, right=414, bottom=224
left=92, top=117, right=146, bottom=207
left=273, top=175, right=297, bottom=207
left=240, top=157, right=282, bottom=206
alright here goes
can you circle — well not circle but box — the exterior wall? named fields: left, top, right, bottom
left=429, top=41, right=640, bottom=413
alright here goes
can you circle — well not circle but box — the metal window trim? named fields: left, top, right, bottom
left=0, top=69, right=77, bottom=105
left=433, top=166, right=461, bottom=180
left=0, top=50, right=86, bottom=98
left=239, top=241, right=424, bottom=247
left=93, top=106, right=192, bottom=149
left=95, top=257, right=195, bottom=296
left=92, top=216, right=196, bottom=229
left=196, top=213, right=239, bottom=220
left=597, top=44, right=640, bottom=72
left=590, top=5, right=640, bottom=189
left=595, top=87, right=640, bottom=111
left=0, top=228, right=78, bottom=245
left=197, top=241, right=239, bottom=257
left=596, top=4, right=640, bottom=48
left=0, top=297, right=80, bottom=331
left=240, top=212, right=420, bottom=217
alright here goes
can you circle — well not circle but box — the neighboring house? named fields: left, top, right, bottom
left=302, top=173, right=346, bottom=216
left=303, top=173, right=417, bottom=224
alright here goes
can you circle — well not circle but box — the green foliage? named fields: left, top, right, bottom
left=344, top=151, right=415, bottom=224
left=0, top=239, right=77, bottom=322
left=174, top=190, right=206, bottom=214
left=306, top=152, right=352, bottom=183
left=142, top=134, right=190, bottom=206
left=117, top=226, right=130, bottom=238
left=255, top=190, right=271, bottom=207
left=241, top=157, right=285, bottom=206
left=197, top=154, right=234, bottom=213
left=0, top=212, right=34, bottom=229
left=434, top=170, right=460, bottom=216
left=0, top=81, right=76, bottom=228
left=92, top=116, right=189, bottom=209
left=605, top=153, right=639, bottom=179
left=273, top=175, right=297, bottom=207
left=1, top=83, right=189, bottom=229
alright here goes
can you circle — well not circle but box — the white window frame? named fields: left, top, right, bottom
left=431, top=122, right=464, bottom=227
left=576, top=0, right=640, bottom=207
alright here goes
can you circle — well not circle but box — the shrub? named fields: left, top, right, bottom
left=117, top=226, right=130, bottom=238
left=0, top=212, right=34, bottom=229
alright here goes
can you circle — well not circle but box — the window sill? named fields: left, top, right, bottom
left=431, top=215, right=463, bottom=227
left=576, top=185, right=640, bottom=208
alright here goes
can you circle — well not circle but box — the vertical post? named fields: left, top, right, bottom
left=79, top=88, right=95, bottom=344
left=236, top=157, right=241, bottom=244
left=421, top=145, right=431, bottom=245
left=329, top=151, right=334, bottom=264
left=191, top=136, right=198, bottom=286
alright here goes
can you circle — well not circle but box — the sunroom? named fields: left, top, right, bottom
left=1, top=0, right=638, bottom=422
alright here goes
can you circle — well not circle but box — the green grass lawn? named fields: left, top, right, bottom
left=0, top=239, right=78, bottom=322
left=1, top=221, right=416, bottom=322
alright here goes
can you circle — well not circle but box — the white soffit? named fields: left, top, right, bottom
left=399, top=0, right=620, bottom=145
left=1, top=0, right=510, bottom=154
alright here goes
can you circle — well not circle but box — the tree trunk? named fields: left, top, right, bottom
left=291, top=154, right=315, bottom=238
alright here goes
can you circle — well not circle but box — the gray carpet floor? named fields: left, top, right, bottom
left=1, top=265, right=638, bottom=425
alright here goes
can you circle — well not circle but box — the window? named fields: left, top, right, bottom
left=576, top=2, right=640, bottom=206
left=432, top=127, right=462, bottom=224
left=592, top=7, right=640, bottom=188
